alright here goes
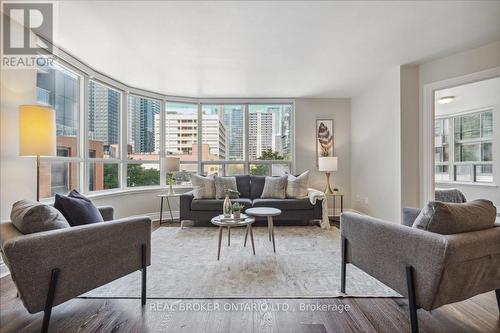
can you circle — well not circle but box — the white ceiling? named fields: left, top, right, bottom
left=435, top=77, right=500, bottom=117
left=53, top=1, right=500, bottom=98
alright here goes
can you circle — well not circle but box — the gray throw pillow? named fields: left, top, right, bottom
left=191, top=174, right=216, bottom=199
left=286, top=171, right=310, bottom=199
left=214, top=176, right=239, bottom=199
left=261, top=175, right=288, bottom=199
left=412, top=199, right=497, bottom=234
left=11, top=200, right=70, bottom=234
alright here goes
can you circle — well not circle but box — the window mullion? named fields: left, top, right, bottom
left=82, top=75, right=89, bottom=194
left=121, top=91, right=128, bottom=189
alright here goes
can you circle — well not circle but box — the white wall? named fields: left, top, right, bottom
left=351, top=67, right=401, bottom=222
left=294, top=98, right=351, bottom=209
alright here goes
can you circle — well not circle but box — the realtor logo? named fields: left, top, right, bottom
left=2, top=2, right=53, bottom=54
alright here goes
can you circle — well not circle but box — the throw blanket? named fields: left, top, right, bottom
left=308, top=189, right=330, bottom=229
left=435, top=188, right=467, bottom=203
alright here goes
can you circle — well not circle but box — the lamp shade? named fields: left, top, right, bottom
left=165, top=156, right=180, bottom=172
left=19, top=105, right=56, bottom=156
left=318, top=156, right=338, bottom=172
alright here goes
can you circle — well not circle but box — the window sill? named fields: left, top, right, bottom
left=40, top=186, right=194, bottom=204
left=436, top=182, right=498, bottom=189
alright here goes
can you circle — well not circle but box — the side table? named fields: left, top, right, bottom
left=157, top=193, right=180, bottom=225
left=326, top=193, right=344, bottom=221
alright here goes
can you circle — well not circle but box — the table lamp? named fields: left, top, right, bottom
left=318, top=156, right=338, bottom=194
left=19, top=105, right=56, bottom=201
left=165, top=156, right=180, bottom=195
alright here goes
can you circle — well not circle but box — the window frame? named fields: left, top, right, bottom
left=435, top=107, right=494, bottom=185
left=36, top=53, right=295, bottom=199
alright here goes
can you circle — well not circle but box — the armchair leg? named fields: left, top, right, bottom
left=495, top=289, right=500, bottom=313
left=141, top=244, right=147, bottom=306
left=41, top=268, right=59, bottom=333
left=406, top=265, right=419, bottom=333
left=340, top=236, right=347, bottom=293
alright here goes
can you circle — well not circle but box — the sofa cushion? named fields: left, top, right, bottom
left=413, top=199, right=497, bottom=234
left=252, top=198, right=314, bottom=210
left=235, top=175, right=251, bottom=198
left=286, top=171, right=310, bottom=199
left=54, top=190, right=104, bottom=226
left=10, top=200, right=70, bottom=234
left=191, top=198, right=253, bottom=211
left=214, top=176, right=239, bottom=199
left=250, top=176, right=266, bottom=199
left=191, top=174, right=215, bottom=199
left=261, top=175, right=288, bottom=199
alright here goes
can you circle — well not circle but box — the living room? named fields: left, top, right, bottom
left=1, top=1, right=499, bottom=333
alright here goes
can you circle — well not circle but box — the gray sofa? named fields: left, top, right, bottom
left=180, top=175, right=323, bottom=226
left=0, top=206, right=152, bottom=333
left=340, top=208, right=500, bottom=333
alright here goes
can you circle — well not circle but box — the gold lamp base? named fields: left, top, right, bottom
left=324, top=172, right=333, bottom=194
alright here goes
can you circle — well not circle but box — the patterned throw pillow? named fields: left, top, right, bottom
left=191, top=174, right=216, bottom=199
left=260, top=175, right=288, bottom=199
left=286, top=171, right=310, bottom=199
left=214, top=176, right=239, bottom=199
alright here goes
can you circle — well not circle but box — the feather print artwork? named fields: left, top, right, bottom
left=317, top=122, right=333, bottom=156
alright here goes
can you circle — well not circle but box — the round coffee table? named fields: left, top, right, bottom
left=245, top=207, right=281, bottom=253
left=211, top=215, right=256, bottom=260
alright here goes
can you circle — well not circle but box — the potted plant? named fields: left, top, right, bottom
left=232, top=202, right=244, bottom=219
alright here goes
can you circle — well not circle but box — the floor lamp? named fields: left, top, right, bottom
left=19, top=105, right=56, bottom=201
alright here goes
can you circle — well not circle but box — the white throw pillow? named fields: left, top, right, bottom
left=191, top=174, right=215, bottom=199
left=286, top=171, right=310, bottom=199
left=214, top=176, right=239, bottom=199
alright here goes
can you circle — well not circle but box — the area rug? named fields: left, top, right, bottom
left=83, top=226, right=400, bottom=299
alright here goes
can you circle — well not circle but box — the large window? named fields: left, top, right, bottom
left=248, top=104, right=292, bottom=176
left=36, top=62, right=80, bottom=198
left=435, top=110, right=493, bottom=183
left=36, top=60, right=294, bottom=197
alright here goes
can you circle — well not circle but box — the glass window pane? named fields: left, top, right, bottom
left=88, top=81, right=120, bottom=159
left=128, top=95, right=161, bottom=161
left=201, top=104, right=244, bottom=161
left=249, top=164, right=270, bottom=176
left=271, top=164, right=290, bottom=176
left=202, top=164, right=223, bottom=176
left=481, top=112, right=493, bottom=138
left=482, top=142, right=492, bottom=162
left=455, top=114, right=480, bottom=140
left=476, top=165, right=493, bottom=183
left=455, top=165, right=473, bottom=182
left=88, top=163, right=119, bottom=191
left=248, top=104, right=292, bottom=160
left=455, top=143, right=481, bottom=162
left=127, top=163, right=160, bottom=187
left=36, top=62, right=80, bottom=157
left=172, top=163, right=197, bottom=186
left=165, top=102, right=198, bottom=164
left=39, top=160, right=79, bottom=198
left=225, top=164, right=244, bottom=176
left=435, top=165, right=450, bottom=182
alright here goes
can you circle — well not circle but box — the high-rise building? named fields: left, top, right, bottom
left=128, top=96, right=160, bottom=154
left=223, top=106, right=244, bottom=160
left=248, top=111, right=274, bottom=159
left=88, top=81, right=120, bottom=155
left=165, top=113, right=226, bottom=160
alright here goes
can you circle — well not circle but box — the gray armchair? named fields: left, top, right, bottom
left=0, top=206, right=152, bottom=333
left=340, top=210, right=500, bottom=333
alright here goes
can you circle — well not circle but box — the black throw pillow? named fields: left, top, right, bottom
left=54, top=190, right=104, bottom=226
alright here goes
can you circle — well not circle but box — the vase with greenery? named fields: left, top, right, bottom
left=232, top=202, right=244, bottom=219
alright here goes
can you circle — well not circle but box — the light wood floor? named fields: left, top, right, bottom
left=1, top=224, right=499, bottom=333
